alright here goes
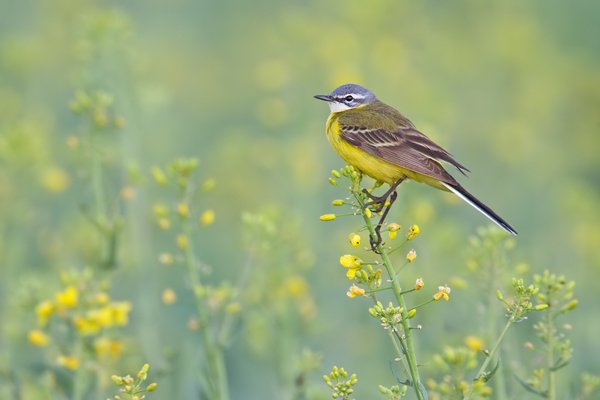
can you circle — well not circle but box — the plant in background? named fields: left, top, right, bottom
left=323, top=366, right=358, bottom=399
left=27, top=269, right=132, bottom=399
left=516, top=271, right=578, bottom=399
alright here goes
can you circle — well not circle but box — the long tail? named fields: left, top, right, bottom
left=441, top=182, right=517, bottom=235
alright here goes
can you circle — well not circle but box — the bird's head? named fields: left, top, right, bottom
left=314, top=84, right=377, bottom=113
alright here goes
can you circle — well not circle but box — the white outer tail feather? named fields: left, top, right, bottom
left=441, top=182, right=515, bottom=235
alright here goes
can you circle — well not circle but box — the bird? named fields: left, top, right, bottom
left=314, top=83, right=517, bottom=245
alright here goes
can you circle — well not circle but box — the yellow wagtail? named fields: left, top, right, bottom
left=315, top=84, right=516, bottom=246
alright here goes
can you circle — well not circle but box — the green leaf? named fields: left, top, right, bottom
left=482, top=359, right=501, bottom=383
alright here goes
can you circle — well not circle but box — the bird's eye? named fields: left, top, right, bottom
left=345, top=95, right=354, bottom=102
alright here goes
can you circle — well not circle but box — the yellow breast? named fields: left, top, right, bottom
left=326, top=112, right=410, bottom=186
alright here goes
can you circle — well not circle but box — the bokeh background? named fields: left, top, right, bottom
left=1, top=0, right=599, bottom=399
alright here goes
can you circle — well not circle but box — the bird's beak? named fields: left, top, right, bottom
left=314, top=94, right=333, bottom=102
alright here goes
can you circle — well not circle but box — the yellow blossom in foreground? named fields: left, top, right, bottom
left=200, top=210, right=215, bottom=226
left=415, top=278, right=424, bottom=290
left=389, top=230, right=397, bottom=239
left=158, top=218, right=170, bottom=230
left=434, top=285, right=451, bottom=301
left=407, top=225, right=420, bottom=240
left=465, top=336, right=484, bottom=351
left=57, top=355, right=79, bottom=370
left=35, top=301, right=54, bottom=326
left=340, top=255, right=363, bottom=279
left=347, top=285, right=365, bottom=298
left=56, top=286, right=78, bottom=308
left=349, top=233, right=361, bottom=247
left=320, top=214, right=336, bottom=221
left=162, top=289, right=177, bottom=305
left=28, top=330, right=50, bottom=347
left=406, top=250, right=417, bottom=263
left=177, top=234, right=188, bottom=250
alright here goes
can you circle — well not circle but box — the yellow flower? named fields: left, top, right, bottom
left=388, top=223, right=401, bottom=232
left=407, top=225, right=420, bottom=240
left=56, top=286, right=78, bottom=308
left=66, top=136, right=79, bottom=148
left=319, top=214, right=336, bottom=221
left=177, top=234, right=188, bottom=250
left=406, top=250, right=417, bottom=263
left=433, top=285, right=451, bottom=301
left=112, top=302, right=132, bottom=325
left=158, top=218, right=170, bottom=230
left=73, top=316, right=100, bottom=336
left=347, top=284, right=365, bottom=298
left=365, top=208, right=372, bottom=218
left=159, top=253, right=174, bottom=264
left=349, top=233, right=361, bottom=247
left=200, top=210, right=215, bottom=226
left=225, top=303, right=241, bottom=314
left=120, top=186, right=135, bottom=199
left=178, top=203, right=189, bottom=218
left=340, top=255, right=363, bottom=279
left=465, top=336, right=484, bottom=351
left=35, top=301, right=54, bottom=326
left=151, top=167, right=168, bottom=185
left=89, top=307, right=114, bottom=327
left=286, top=276, right=308, bottom=297
left=57, top=355, right=79, bottom=370
left=41, top=167, right=70, bottom=193
left=162, top=289, right=177, bottom=305
left=95, top=292, right=110, bottom=305
left=389, top=230, right=397, bottom=239
left=415, top=278, right=424, bottom=291
left=28, top=329, right=50, bottom=347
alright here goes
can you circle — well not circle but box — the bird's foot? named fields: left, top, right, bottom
left=361, top=189, right=387, bottom=213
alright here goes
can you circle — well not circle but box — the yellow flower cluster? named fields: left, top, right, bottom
left=73, top=301, right=132, bottom=335
left=94, top=337, right=124, bottom=358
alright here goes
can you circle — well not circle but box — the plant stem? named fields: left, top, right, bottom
left=180, top=195, right=228, bottom=400
left=464, top=319, right=513, bottom=400
left=354, top=189, right=424, bottom=400
left=72, top=336, right=85, bottom=400
left=547, top=301, right=555, bottom=400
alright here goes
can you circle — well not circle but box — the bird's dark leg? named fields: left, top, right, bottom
left=362, top=177, right=405, bottom=213
left=370, top=190, right=398, bottom=252
left=363, top=177, right=405, bottom=252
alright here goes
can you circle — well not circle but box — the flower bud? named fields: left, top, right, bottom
left=332, top=170, right=341, bottom=178
left=365, top=208, right=371, bottom=218
left=369, top=308, right=377, bottom=317
left=332, top=200, right=344, bottom=206
left=496, top=290, right=503, bottom=301
left=566, top=281, right=576, bottom=291
left=111, top=375, right=122, bottom=385
left=320, top=214, right=336, bottom=221
left=329, top=178, right=337, bottom=185
left=560, top=299, right=578, bottom=313
left=147, top=383, right=157, bottom=391
left=407, top=309, right=416, bottom=319
left=535, top=304, right=548, bottom=311
left=379, top=385, right=388, bottom=394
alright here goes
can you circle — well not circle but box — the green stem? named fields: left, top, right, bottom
left=364, top=287, right=393, bottom=294
left=388, top=239, right=409, bottom=255
left=72, top=336, right=85, bottom=400
left=180, top=195, right=228, bottom=400
left=464, top=319, right=513, bottom=400
left=354, top=187, right=424, bottom=400
left=547, top=301, right=555, bottom=400
left=411, top=298, right=436, bottom=310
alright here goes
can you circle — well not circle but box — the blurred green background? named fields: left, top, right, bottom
left=1, top=0, right=599, bottom=399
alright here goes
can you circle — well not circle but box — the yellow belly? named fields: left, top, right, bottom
left=326, top=114, right=447, bottom=190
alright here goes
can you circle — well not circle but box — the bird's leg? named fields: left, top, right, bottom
left=362, top=177, right=405, bottom=213
left=370, top=190, right=398, bottom=252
